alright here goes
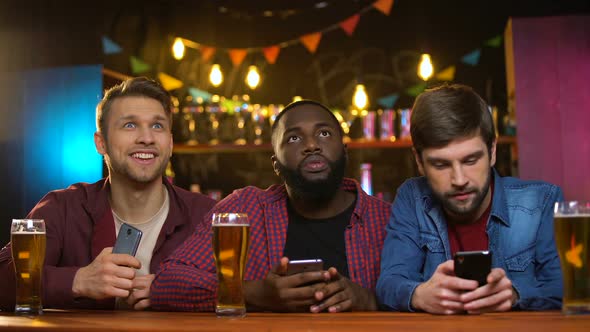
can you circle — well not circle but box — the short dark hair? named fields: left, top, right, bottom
left=271, top=99, right=343, bottom=148
left=410, top=84, right=496, bottom=156
left=96, top=77, right=172, bottom=137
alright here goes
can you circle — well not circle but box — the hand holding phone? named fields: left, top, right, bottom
left=285, top=259, right=324, bottom=276
left=454, top=250, right=492, bottom=286
left=113, top=223, right=142, bottom=256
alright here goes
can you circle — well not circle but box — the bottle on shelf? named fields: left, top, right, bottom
left=360, top=163, right=373, bottom=196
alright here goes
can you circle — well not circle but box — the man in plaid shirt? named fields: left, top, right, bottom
left=151, top=100, right=391, bottom=313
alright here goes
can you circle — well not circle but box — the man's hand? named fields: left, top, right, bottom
left=460, top=268, right=517, bottom=314
left=310, top=267, right=377, bottom=313
left=244, top=257, right=329, bottom=312
left=411, top=260, right=478, bottom=314
left=72, top=247, right=141, bottom=300
left=126, top=274, right=155, bottom=310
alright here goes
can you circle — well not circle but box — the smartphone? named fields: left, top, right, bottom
left=112, top=223, right=142, bottom=256
left=286, top=259, right=324, bottom=276
left=453, top=250, right=492, bottom=286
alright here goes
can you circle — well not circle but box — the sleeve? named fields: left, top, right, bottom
left=376, top=182, right=425, bottom=312
left=0, top=242, right=16, bottom=311
left=150, top=192, right=244, bottom=311
left=512, top=185, right=564, bottom=310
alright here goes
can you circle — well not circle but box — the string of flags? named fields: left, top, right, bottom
left=102, top=0, right=502, bottom=109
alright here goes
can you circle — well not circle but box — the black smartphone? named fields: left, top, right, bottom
left=286, top=259, right=324, bottom=276
left=112, top=223, right=142, bottom=256
left=453, top=250, right=492, bottom=287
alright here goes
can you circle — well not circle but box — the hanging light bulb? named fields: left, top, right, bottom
left=172, top=38, right=185, bottom=60
left=418, top=53, right=434, bottom=81
left=246, top=65, right=261, bottom=90
left=352, top=84, right=368, bottom=110
left=209, top=64, right=223, bottom=87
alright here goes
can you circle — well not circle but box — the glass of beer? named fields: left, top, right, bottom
left=212, top=213, right=249, bottom=318
left=554, top=201, right=590, bottom=315
left=10, top=219, right=46, bottom=315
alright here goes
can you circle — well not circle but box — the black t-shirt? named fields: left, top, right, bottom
left=282, top=199, right=356, bottom=278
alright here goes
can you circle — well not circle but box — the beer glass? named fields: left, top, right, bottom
left=10, top=219, right=46, bottom=315
left=212, top=213, right=249, bottom=318
left=554, top=201, right=590, bottom=314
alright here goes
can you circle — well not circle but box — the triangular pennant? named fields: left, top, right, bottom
left=485, top=35, right=503, bottom=48
left=228, top=49, right=248, bottom=66
left=435, top=66, right=456, bottom=81
left=188, top=87, right=212, bottom=102
left=102, top=36, right=122, bottom=55
left=461, top=49, right=481, bottom=66
left=263, top=46, right=281, bottom=64
left=130, top=56, right=152, bottom=74
left=339, top=14, right=360, bottom=36
left=157, top=72, right=183, bottom=91
left=406, top=83, right=427, bottom=97
left=373, top=0, right=394, bottom=16
left=200, top=46, right=216, bottom=63
left=300, top=32, right=322, bottom=54
left=377, top=94, right=399, bottom=109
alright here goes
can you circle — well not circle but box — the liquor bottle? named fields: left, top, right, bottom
left=360, top=163, right=373, bottom=196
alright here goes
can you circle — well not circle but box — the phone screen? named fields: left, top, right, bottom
left=453, top=250, right=492, bottom=286
left=113, top=223, right=143, bottom=256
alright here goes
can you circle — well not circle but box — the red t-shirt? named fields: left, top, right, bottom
left=448, top=183, right=493, bottom=256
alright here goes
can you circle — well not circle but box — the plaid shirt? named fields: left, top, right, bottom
left=151, top=178, right=391, bottom=311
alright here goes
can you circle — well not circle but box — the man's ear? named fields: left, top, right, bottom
left=412, top=148, right=425, bottom=176
left=489, top=140, right=497, bottom=167
left=94, top=132, right=106, bottom=156
left=271, top=155, right=279, bottom=176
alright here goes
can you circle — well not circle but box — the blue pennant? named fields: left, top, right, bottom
left=102, top=36, right=122, bottom=55
left=188, top=87, right=212, bottom=102
left=461, top=49, right=481, bottom=66
left=377, top=94, right=399, bottom=109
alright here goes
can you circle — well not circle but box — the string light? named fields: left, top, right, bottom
left=246, top=66, right=261, bottom=90
left=352, top=84, right=368, bottom=110
left=209, top=64, right=223, bottom=87
left=172, top=38, right=185, bottom=60
left=418, top=54, right=433, bottom=81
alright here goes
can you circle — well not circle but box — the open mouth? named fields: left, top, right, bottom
left=130, top=152, right=157, bottom=163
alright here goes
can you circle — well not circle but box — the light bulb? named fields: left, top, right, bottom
left=246, top=65, right=261, bottom=90
left=353, top=84, right=368, bottom=110
left=209, top=64, right=223, bottom=87
left=418, top=53, right=433, bottom=81
left=172, top=38, right=185, bottom=60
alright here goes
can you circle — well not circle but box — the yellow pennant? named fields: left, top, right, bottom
left=158, top=72, right=183, bottom=91
left=435, top=66, right=456, bottom=81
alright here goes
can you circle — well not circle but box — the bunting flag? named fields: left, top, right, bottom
left=228, top=49, right=248, bottom=66
left=200, top=46, right=216, bottom=63
left=158, top=72, right=183, bottom=91
left=435, top=66, right=456, bottom=81
left=263, top=46, right=281, bottom=64
left=339, top=14, right=360, bottom=36
left=300, top=32, right=322, bottom=54
left=188, top=87, right=212, bottom=102
left=461, top=49, right=481, bottom=66
left=377, top=94, right=399, bottom=108
left=485, top=35, right=503, bottom=48
left=130, top=56, right=151, bottom=74
left=373, top=0, right=394, bottom=16
left=406, top=82, right=427, bottom=97
left=102, top=36, right=122, bottom=55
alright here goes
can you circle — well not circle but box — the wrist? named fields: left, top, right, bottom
left=71, top=267, right=86, bottom=298
left=243, top=280, right=266, bottom=310
left=410, top=283, right=423, bottom=311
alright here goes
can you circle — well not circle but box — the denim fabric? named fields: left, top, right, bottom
left=376, top=170, right=563, bottom=311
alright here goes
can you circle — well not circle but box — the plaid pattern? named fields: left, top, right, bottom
left=151, top=178, right=391, bottom=311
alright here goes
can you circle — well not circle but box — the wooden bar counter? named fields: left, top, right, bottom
left=0, top=310, right=588, bottom=332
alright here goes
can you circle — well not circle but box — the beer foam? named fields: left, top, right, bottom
left=212, top=223, right=249, bottom=227
left=11, top=231, right=46, bottom=234
left=554, top=214, right=590, bottom=218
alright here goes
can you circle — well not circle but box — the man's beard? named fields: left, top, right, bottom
left=432, top=170, right=492, bottom=223
left=275, top=150, right=346, bottom=204
left=104, top=148, right=167, bottom=185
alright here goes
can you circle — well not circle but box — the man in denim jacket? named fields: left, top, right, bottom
left=376, top=84, right=563, bottom=314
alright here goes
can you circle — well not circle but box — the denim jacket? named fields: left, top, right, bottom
left=376, top=170, right=563, bottom=311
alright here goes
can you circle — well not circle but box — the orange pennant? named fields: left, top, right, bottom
left=300, top=32, right=322, bottom=54
left=263, top=46, right=281, bottom=64
left=228, top=49, right=248, bottom=66
left=339, top=14, right=360, bottom=36
left=200, top=46, right=216, bottom=63
left=373, top=0, right=394, bottom=16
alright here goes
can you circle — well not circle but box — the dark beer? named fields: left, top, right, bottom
left=11, top=231, right=46, bottom=315
left=213, top=222, right=249, bottom=317
left=554, top=214, right=590, bottom=314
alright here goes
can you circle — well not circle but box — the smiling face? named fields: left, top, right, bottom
left=94, top=96, right=173, bottom=185
left=415, top=133, right=496, bottom=224
left=271, top=104, right=346, bottom=201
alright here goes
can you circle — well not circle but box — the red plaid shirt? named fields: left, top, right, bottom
left=151, top=178, right=391, bottom=311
